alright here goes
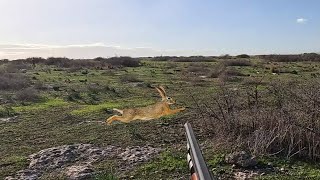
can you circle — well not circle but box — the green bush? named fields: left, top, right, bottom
left=0, top=106, right=17, bottom=118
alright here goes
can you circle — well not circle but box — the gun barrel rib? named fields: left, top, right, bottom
left=185, top=122, right=215, bottom=180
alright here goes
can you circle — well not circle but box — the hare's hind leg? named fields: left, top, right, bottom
left=106, top=115, right=133, bottom=125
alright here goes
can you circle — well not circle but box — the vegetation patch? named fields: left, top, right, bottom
left=70, top=98, right=155, bottom=116
left=0, top=106, right=18, bottom=118
left=131, top=151, right=187, bottom=179
left=12, top=98, right=68, bottom=112
left=2, top=56, right=320, bottom=179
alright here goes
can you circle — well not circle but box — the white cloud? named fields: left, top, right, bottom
left=296, top=18, right=308, bottom=24
left=0, top=43, right=217, bottom=59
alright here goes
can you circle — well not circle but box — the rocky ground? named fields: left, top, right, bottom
left=5, top=144, right=161, bottom=180
left=0, top=116, right=19, bottom=123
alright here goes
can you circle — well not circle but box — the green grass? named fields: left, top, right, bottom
left=70, top=97, right=155, bottom=116
left=95, top=172, right=118, bottom=180
left=257, top=157, right=320, bottom=179
left=129, top=151, right=188, bottom=179
left=12, top=98, right=68, bottom=112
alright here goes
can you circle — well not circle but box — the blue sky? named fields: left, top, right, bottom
left=0, top=0, right=319, bottom=59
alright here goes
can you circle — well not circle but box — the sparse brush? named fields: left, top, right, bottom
left=15, top=87, right=42, bottom=103
left=0, top=73, right=31, bottom=90
left=222, top=59, right=252, bottom=66
left=192, top=79, right=320, bottom=160
left=186, top=63, right=211, bottom=75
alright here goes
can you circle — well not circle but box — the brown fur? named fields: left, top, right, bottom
left=106, top=86, right=185, bottom=125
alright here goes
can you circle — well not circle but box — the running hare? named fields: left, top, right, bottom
left=106, top=86, right=185, bottom=125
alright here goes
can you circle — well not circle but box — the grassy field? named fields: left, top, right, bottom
left=1, top=56, right=320, bottom=179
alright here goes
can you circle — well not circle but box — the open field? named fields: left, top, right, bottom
left=1, top=55, right=320, bottom=179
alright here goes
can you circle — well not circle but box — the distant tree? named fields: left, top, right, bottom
left=236, top=54, right=250, bottom=58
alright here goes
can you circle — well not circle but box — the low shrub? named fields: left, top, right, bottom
left=0, top=73, right=31, bottom=90
left=15, top=87, right=42, bottom=103
left=224, top=67, right=246, bottom=76
left=196, top=80, right=320, bottom=160
left=96, top=57, right=140, bottom=67
left=209, top=64, right=226, bottom=78
left=0, top=106, right=17, bottom=118
left=236, top=54, right=251, bottom=58
left=186, top=63, right=211, bottom=75
left=259, top=53, right=320, bottom=62
left=222, top=59, right=252, bottom=66
left=67, top=91, right=82, bottom=102
left=5, top=62, right=32, bottom=73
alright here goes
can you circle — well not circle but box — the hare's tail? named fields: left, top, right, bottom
left=113, top=108, right=123, bottom=114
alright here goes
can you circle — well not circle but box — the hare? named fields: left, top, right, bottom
left=106, top=86, right=185, bottom=125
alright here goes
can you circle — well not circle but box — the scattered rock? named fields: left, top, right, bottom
left=5, top=169, right=40, bottom=180
left=6, top=144, right=161, bottom=180
left=0, top=116, right=19, bottom=123
left=225, top=151, right=257, bottom=168
left=20, top=69, right=27, bottom=73
left=65, top=165, right=94, bottom=180
left=118, top=146, right=161, bottom=171
left=234, top=171, right=258, bottom=180
left=128, top=82, right=145, bottom=87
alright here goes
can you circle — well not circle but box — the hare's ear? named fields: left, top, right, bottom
left=155, top=87, right=166, bottom=100
left=159, top=86, right=166, bottom=95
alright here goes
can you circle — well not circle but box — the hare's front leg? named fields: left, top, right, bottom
left=167, top=107, right=186, bottom=115
left=106, top=115, right=119, bottom=125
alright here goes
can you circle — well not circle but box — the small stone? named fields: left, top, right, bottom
left=225, top=151, right=257, bottom=168
left=65, top=165, right=94, bottom=180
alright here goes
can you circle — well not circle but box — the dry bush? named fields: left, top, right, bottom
left=33, top=81, right=48, bottom=90
left=66, top=66, right=82, bottom=73
left=150, top=56, right=216, bottom=62
left=171, top=56, right=216, bottom=62
left=0, top=59, right=9, bottom=65
left=0, top=73, right=31, bottom=90
left=186, top=63, right=211, bottom=75
left=167, top=62, right=178, bottom=69
left=259, top=53, right=320, bottom=62
left=224, top=67, right=246, bottom=76
left=222, top=59, right=252, bottom=66
left=45, top=57, right=72, bottom=67
left=15, top=87, right=41, bottom=102
left=242, top=78, right=268, bottom=86
left=236, top=54, right=251, bottom=58
left=5, top=62, right=32, bottom=73
left=193, top=79, right=320, bottom=160
left=209, top=64, right=246, bottom=80
left=96, top=56, right=140, bottom=67
left=209, top=63, right=226, bottom=78
left=149, top=56, right=175, bottom=61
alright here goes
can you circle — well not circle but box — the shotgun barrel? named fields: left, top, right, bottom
left=184, top=122, right=215, bottom=180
